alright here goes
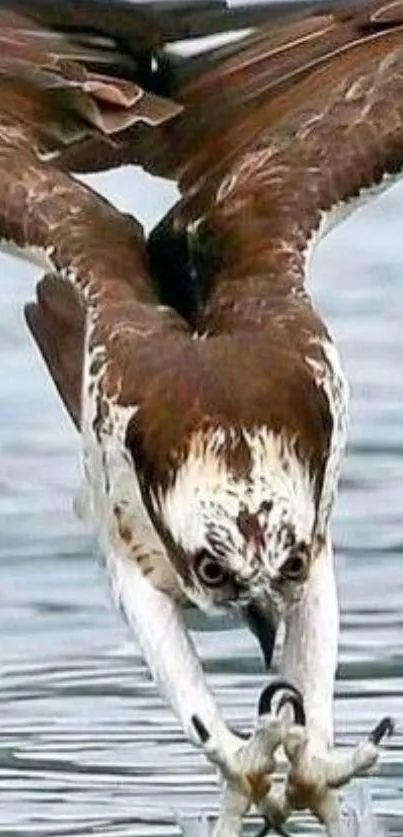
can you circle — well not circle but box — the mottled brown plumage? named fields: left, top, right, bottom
left=0, top=0, right=403, bottom=518
left=25, top=274, right=85, bottom=427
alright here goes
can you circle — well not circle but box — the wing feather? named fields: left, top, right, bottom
left=0, top=91, right=191, bottom=428
left=0, top=7, right=182, bottom=166
left=199, top=17, right=403, bottom=331
left=0, top=1, right=365, bottom=174
left=143, top=2, right=403, bottom=333
left=2, top=0, right=403, bottom=495
left=25, top=274, right=85, bottom=427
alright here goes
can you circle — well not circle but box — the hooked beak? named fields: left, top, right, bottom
left=243, top=597, right=279, bottom=670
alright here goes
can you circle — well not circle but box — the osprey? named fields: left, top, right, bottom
left=0, top=0, right=398, bottom=833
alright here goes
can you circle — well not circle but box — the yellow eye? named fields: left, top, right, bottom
left=194, top=551, right=227, bottom=587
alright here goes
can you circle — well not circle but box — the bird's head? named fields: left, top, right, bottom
left=149, top=425, right=323, bottom=666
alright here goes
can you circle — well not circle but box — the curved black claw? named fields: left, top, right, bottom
left=258, top=680, right=306, bottom=726
left=255, top=818, right=292, bottom=837
left=277, top=691, right=306, bottom=727
left=369, top=716, right=395, bottom=745
left=191, top=714, right=210, bottom=744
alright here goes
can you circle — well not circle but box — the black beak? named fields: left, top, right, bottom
left=243, top=598, right=278, bottom=670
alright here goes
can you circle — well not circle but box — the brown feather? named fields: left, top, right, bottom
left=25, top=275, right=85, bottom=428
left=0, top=0, right=403, bottom=518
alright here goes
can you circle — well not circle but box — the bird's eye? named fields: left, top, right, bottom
left=194, top=551, right=227, bottom=587
left=281, top=552, right=307, bottom=581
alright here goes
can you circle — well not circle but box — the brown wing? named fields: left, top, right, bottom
left=145, top=0, right=403, bottom=332
left=25, top=274, right=85, bottom=427
left=0, top=0, right=335, bottom=466
left=142, top=0, right=403, bottom=509
left=2, top=0, right=403, bottom=499
left=203, top=7, right=403, bottom=330
left=0, top=0, right=359, bottom=411
left=0, top=1, right=269, bottom=171
left=0, top=5, right=183, bottom=178
left=0, top=93, right=192, bottom=429
left=0, top=0, right=367, bottom=175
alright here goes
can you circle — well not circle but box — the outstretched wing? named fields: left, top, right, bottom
left=0, top=0, right=336, bottom=174
left=1, top=0, right=403, bottom=509
left=147, top=0, right=403, bottom=296
left=0, top=0, right=350, bottom=434
left=0, top=25, right=192, bottom=431
left=151, top=0, right=403, bottom=524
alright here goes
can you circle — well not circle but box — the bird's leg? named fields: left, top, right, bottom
left=108, top=547, right=239, bottom=755
left=281, top=533, right=339, bottom=752
left=278, top=534, right=392, bottom=834
left=107, top=547, right=289, bottom=835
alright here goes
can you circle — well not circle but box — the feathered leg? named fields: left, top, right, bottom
left=278, top=535, right=392, bottom=835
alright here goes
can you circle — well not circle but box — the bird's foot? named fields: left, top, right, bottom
left=252, top=682, right=393, bottom=837
left=279, top=714, right=394, bottom=836
left=194, top=683, right=393, bottom=837
left=192, top=682, right=304, bottom=837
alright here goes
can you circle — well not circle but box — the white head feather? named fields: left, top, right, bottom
left=153, top=426, right=317, bottom=610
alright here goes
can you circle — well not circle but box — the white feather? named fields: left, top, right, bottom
left=79, top=312, right=180, bottom=596
left=157, top=425, right=317, bottom=610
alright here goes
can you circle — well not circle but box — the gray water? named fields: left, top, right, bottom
left=0, top=166, right=402, bottom=836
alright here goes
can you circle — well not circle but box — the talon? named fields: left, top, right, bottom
left=191, top=714, right=210, bottom=744
left=277, top=691, right=306, bottom=727
left=258, top=680, right=305, bottom=726
left=369, top=715, right=394, bottom=745
left=255, top=819, right=291, bottom=837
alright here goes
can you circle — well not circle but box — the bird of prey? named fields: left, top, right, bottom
left=0, top=0, right=398, bottom=833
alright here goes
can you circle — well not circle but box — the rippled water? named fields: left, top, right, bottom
left=0, top=164, right=402, bottom=836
